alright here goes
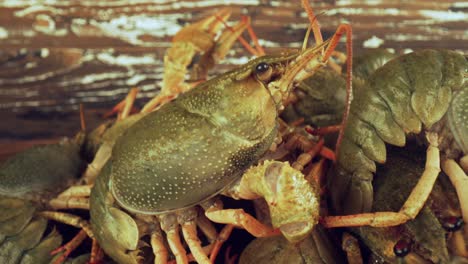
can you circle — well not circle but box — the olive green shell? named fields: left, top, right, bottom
left=239, top=226, right=343, bottom=264
left=84, top=113, right=146, bottom=159
left=281, top=68, right=347, bottom=128
left=352, top=49, right=396, bottom=80
left=352, top=144, right=450, bottom=263
left=0, top=196, right=64, bottom=264
left=331, top=49, right=467, bottom=214
left=110, top=63, right=278, bottom=214
left=90, top=162, right=140, bottom=264
left=0, top=139, right=84, bottom=197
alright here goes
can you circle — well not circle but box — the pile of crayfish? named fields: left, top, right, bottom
left=0, top=1, right=466, bottom=263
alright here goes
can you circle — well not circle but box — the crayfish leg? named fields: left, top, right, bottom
left=322, top=133, right=441, bottom=228
left=150, top=227, right=169, bottom=264
left=50, top=229, right=87, bottom=264
left=209, top=224, right=235, bottom=263
left=302, top=0, right=353, bottom=158
left=49, top=184, right=91, bottom=210
left=205, top=208, right=280, bottom=238
left=102, top=87, right=139, bottom=119
left=196, top=213, right=218, bottom=243
left=442, top=158, right=468, bottom=227
left=141, top=10, right=249, bottom=114
left=341, top=232, right=363, bottom=264
left=461, top=155, right=468, bottom=172
left=181, top=222, right=210, bottom=264
left=40, top=211, right=96, bottom=264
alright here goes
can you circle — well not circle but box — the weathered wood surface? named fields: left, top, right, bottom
left=0, top=0, right=467, bottom=143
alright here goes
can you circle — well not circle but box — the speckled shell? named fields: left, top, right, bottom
left=0, top=139, right=84, bottom=197
left=448, top=84, right=468, bottom=154
left=110, top=66, right=278, bottom=214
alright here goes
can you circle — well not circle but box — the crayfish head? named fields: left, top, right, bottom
left=261, top=161, right=320, bottom=243
left=247, top=40, right=329, bottom=111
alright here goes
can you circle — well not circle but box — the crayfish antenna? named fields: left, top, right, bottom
left=302, top=0, right=353, bottom=159
left=302, top=26, right=313, bottom=51
left=79, top=103, right=86, bottom=132
left=215, top=14, right=265, bottom=56
left=301, top=0, right=324, bottom=45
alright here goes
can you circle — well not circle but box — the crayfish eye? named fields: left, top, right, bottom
left=255, top=62, right=273, bottom=82
left=393, top=239, right=411, bottom=257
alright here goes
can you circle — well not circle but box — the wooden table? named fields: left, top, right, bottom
left=0, top=0, right=466, bottom=146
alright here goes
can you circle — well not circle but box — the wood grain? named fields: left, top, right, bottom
left=0, top=0, right=466, bottom=142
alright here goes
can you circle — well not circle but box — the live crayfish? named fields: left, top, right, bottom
left=283, top=49, right=468, bottom=262
left=46, top=1, right=352, bottom=262
left=325, top=49, right=468, bottom=218
left=0, top=133, right=89, bottom=263
left=351, top=143, right=467, bottom=263
left=37, top=2, right=460, bottom=264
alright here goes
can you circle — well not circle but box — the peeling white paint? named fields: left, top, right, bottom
left=419, top=10, right=468, bottom=22
left=452, top=2, right=468, bottom=8
left=40, top=48, right=50, bottom=58
left=6, top=0, right=259, bottom=10
left=403, top=48, right=414, bottom=54
left=221, top=56, right=250, bottom=65
left=327, top=7, right=403, bottom=16
left=97, top=52, right=160, bottom=66
left=81, top=72, right=125, bottom=85
left=14, top=5, right=61, bottom=17
left=0, top=27, right=8, bottom=39
left=387, top=33, right=433, bottom=42
left=258, top=39, right=281, bottom=48
left=32, top=14, right=68, bottom=36
left=91, top=15, right=183, bottom=46
left=363, top=36, right=384, bottom=48
left=126, top=74, right=147, bottom=86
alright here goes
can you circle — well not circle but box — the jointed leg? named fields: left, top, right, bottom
left=165, top=228, right=187, bottom=264
left=51, top=229, right=88, bottom=264
left=103, top=87, right=139, bottom=119
left=141, top=10, right=250, bottom=113
left=205, top=208, right=279, bottom=238
left=160, top=214, right=188, bottom=264
left=56, top=185, right=92, bottom=197
left=49, top=197, right=89, bottom=210
left=49, top=185, right=92, bottom=210
left=196, top=213, right=218, bottom=242
left=322, top=133, right=441, bottom=228
left=305, top=158, right=327, bottom=195
left=292, top=138, right=324, bottom=171
left=442, top=158, right=468, bottom=225
left=82, top=143, right=112, bottom=184
left=341, top=233, right=363, bottom=264
left=89, top=239, right=104, bottom=264
left=460, top=155, right=468, bottom=172
left=181, top=222, right=210, bottom=264
left=283, top=132, right=335, bottom=161
left=210, top=224, right=234, bottom=263
left=151, top=227, right=168, bottom=264
left=39, top=211, right=94, bottom=263
left=40, top=211, right=93, bottom=238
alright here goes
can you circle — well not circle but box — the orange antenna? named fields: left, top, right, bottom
left=301, top=0, right=324, bottom=45
left=79, top=104, right=86, bottom=131
left=322, top=24, right=353, bottom=157
left=243, top=15, right=265, bottom=56
left=302, top=26, right=313, bottom=51
left=215, top=14, right=265, bottom=56
left=302, top=0, right=353, bottom=158
left=120, top=87, right=139, bottom=120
